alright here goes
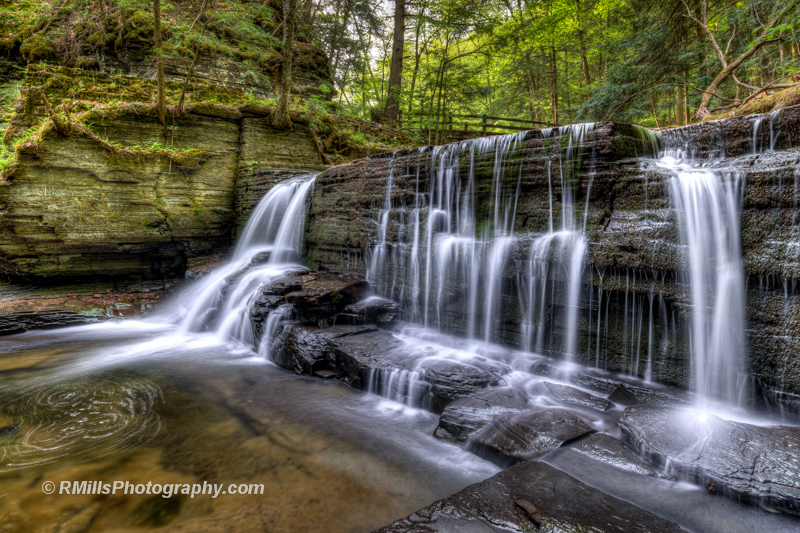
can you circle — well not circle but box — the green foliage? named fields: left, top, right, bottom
left=326, top=0, right=800, bottom=130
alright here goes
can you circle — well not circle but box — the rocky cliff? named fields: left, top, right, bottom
left=0, top=66, right=409, bottom=282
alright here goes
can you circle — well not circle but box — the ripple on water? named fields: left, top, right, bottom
left=0, top=374, right=166, bottom=472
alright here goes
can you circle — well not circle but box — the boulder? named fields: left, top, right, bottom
left=434, top=388, right=529, bottom=444
left=338, top=296, right=400, bottom=327
left=284, top=274, right=369, bottom=326
left=422, top=360, right=500, bottom=413
left=469, top=409, right=594, bottom=466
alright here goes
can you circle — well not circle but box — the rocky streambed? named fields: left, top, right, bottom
left=187, top=258, right=800, bottom=531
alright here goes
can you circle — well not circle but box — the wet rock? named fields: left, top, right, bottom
left=338, top=296, right=400, bottom=328
left=513, top=499, right=542, bottom=527
left=423, top=360, right=500, bottom=413
left=544, top=382, right=613, bottom=411
left=374, top=460, right=685, bottom=532
left=273, top=324, right=335, bottom=375
left=619, top=405, right=800, bottom=515
left=573, top=433, right=667, bottom=478
left=607, top=384, right=640, bottom=405
left=469, top=409, right=594, bottom=466
left=275, top=324, right=403, bottom=388
left=248, top=272, right=305, bottom=338
left=434, top=388, right=530, bottom=444
left=284, top=274, right=369, bottom=326
left=0, top=310, right=103, bottom=335
left=530, top=362, right=687, bottom=407
left=275, top=325, right=498, bottom=412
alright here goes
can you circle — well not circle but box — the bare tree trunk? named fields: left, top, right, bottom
left=176, top=48, right=200, bottom=118
left=676, top=83, right=686, bottom=126
left=273, top=0, right=296, bottom=128
left=575, top=0, right=591, bottom=86
left=384, top=0, right=405, bottom=123
left=550, top=45, right=558, bottom=125
left=407, top=10, right=425, bottom=115
left=154, top=0, right=166, bottom=127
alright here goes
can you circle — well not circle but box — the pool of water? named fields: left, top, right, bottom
left=0, top=321, right=498, bottom=533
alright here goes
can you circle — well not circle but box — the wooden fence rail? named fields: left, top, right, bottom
left=400, top=112, right=559, bottom=144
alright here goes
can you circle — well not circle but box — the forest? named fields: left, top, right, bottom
left=2, top=0, right=798, bottom=141
left=310, top=0, right=800, bottom=138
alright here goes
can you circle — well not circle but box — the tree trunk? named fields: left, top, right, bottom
left=550, top=45, right=558, bottom=125
left=154, top=0, right=166, bottom=127
left=273, top=0, right=296, bottom=128
left=384, top=0, right=405, bottom=123
left=676, top=83, right=685, bottom=126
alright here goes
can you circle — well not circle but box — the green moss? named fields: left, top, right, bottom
left=19, top=34, right=55, bottom=61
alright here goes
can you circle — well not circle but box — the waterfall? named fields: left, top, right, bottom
left=363, top=129, right=593, bottom=360
left=175, top=174, right=316, bottom=350
left=659, top=144, right=746, bottom=405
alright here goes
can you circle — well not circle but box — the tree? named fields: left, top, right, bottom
left=274, top=0, right=297, bottom=128
left=384, top=0, right=405, bottom=123
left=685, top=0, right=795, bottom=119
left=154, top=0, right=166, bottom=127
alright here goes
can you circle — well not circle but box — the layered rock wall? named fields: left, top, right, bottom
left=302, top=108, right=800, bottom=402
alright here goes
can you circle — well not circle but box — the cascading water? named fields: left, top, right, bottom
left=658, top=139, right=747, bottom=406
left=175, top=174, right=316, bottom=350
left=366, top=129, right=594, bottom=360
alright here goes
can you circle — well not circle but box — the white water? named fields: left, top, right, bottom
left=175, top=174, right=316, bottom=349
left=658, top=148, right=747, bottom=405
left=366, top=129, right=592, bottom=359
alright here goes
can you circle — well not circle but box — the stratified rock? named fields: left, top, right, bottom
left=469, top=409, right=594, bottom=466
left=531, top=362, right=686, bottom=407
left=274, top=324, right=500, bottom=411
left=573, top=433, right=666, bottom=478
left=338, top=296, right=400, bottom=328
left=619, top=405, right=800, bottom=515
left=544, top=382, right=613, bottom=411
left=374, top=460, right=686, bottom=532
left=423, top=360, right=500, bottom=413
left=284, top=274, right=369, bottom=326
left=434, top=388, right=529, bottom=444
left=0, top=310, right=103, bottom=335
left=272, top=324, right=337, bottom=375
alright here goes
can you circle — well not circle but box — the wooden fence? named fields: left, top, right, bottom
left=401, top=112, right=559, bottom=144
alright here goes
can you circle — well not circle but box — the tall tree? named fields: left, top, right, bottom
left=384, top=0, right=405, bottom=123
left=274, top=0, right=297, bottom=128
left=154, top=0, right=166, bottom=127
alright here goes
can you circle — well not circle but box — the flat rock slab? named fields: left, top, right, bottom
left=573, top=433, right=667, bottom=478
left=620, top=405, right=800, bottom=515
left=434, top=388, right=529, bottom=444
left=276, top=325, right=498, bottom=411
left=545, top=382, right=613, bottom=411
left=374, top=460, right=686, bottom=532
left=469, top=409, right=594, bottom=466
